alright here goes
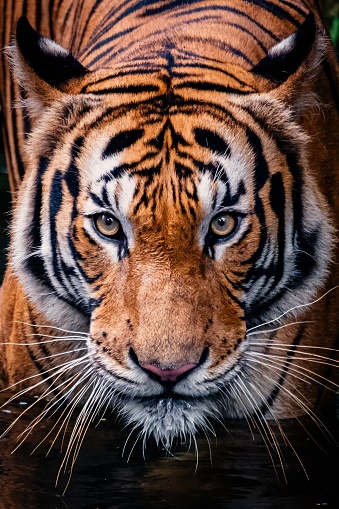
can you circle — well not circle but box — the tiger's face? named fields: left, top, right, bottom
left=8, top=15, right=334, bottom=445
left=78, top=107, right=253, bottom=440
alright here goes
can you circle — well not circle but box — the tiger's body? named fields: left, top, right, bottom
left=0, top=0, right=338, bottom=454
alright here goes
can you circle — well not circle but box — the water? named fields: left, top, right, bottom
left=0, top=393, right=338, bottom=509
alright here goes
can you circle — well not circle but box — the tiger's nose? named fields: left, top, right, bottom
left=129, top=347, right=209, bottom=384
left=139, top=362, right=198, bottom=382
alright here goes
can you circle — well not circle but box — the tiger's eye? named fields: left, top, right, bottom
left=94, top=213, right=121, bottom=237
left=210, top=213, right=237, bottom=237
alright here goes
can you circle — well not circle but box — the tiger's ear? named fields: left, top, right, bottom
left=251, top=12, right=322, bottom=99
left=8, top=17, right=88, bottom=119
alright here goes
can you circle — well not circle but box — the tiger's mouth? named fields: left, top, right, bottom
left=117, top=393, right=219, bottom=446
left=86, top=333, right=255, bottom=445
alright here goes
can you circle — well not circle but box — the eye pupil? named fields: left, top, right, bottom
left=104, top=215, right=113, bottom=225
left=218, top=217, right=226, bottom=226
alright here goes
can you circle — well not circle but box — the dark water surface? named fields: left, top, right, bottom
left=0, top=393, right=338, bottom=509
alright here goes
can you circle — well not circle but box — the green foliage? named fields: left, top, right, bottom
left=323, top=0, right=339, bottom=54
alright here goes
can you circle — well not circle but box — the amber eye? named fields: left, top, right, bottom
left=93, top=213, right=121, bottom=238
left=209, top=213, right=238, bottom=238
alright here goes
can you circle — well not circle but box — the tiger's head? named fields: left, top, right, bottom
left=8, top=15, right=334, bottom=445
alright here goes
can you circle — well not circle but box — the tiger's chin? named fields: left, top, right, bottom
left=119, top=395, right=219, bottom=448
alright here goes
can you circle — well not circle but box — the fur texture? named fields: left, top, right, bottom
left=0, top=0, right=339, bottom=462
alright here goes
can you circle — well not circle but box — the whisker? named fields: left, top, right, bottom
left=28, top=369, right=96, bottom=453
left=247, top=321, right=313, bottom=336
left=1, top=337, right=87, bottom=346
left=247, top=378, right=309, bottom=479
left=35, top=347, right=88, bottom=362
left=0, top=355, right=90, bottom=400
left=12, top=371, right=87, bottom=452
left=231, top=380, right=285, bottom=480
left=192, top=433, right=199, bottom=474
left=15, top=321, right=87, bottom=336
left=127, top=430, right=143, bottom=463
left=246, top=358, right=336, bottom=444
left=0, top=360, right=91, bottom=443
left=57, top=379, right=98, bottom=487
left=248, top=344, right=339, bottom=369
left=249, top=341, right=339, bottom=352
left=247, top=352, right=339, bottom=392
left=122, top=426, right=139, bottom=459
left=26, top=332, right=87, bottom=339
left=57, top=377, right=96, bottom=455
left=250, top=364, right=332, bottom=454
left=59, top=377, right=114, bottom=493
left=200, top=424, right=213, bottom=466
left=247, top=285, right=339, bottom=333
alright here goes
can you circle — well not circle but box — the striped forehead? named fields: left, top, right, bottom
left=79, top=115, right=254, bottom=218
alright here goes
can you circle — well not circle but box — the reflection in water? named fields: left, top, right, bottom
left=0, top=393, right=338, bottom=508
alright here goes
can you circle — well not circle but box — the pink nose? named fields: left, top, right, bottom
left=140, top=363, right=198, bottom=382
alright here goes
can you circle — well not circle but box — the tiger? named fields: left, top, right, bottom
left=0, top=0, right=338, bottom=472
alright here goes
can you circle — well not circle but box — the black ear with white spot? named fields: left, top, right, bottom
left=251, top=12, right=317, bottom=85
left=15, top=16, right=88, bottom=88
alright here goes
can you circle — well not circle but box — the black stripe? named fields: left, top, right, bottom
left=26, top=309, right=58, bottom=396
left=83, top=0, right=131, bottom=52
left=175, top=81, right=251, bottom=94
left=64, top=137, right=83, bottom=204
left=10, top=81, right=25, bottom=179
left=103, top=129, right=144, bottom=158
left=26, top=157, right=51, bottom=285
left=223, top=272, right=245, bottom=292
left=269, top=172, right=285, bottom=287
left=175, top=163, right=194, bottom=178
left=194, top=128, right=231, bottom=156
left=49, top=170, right=87, bottom=313
left=172, top=61, right=255, bottom=89
left=240, top=127, right=269, bottom=273
left=223, top=282, right=246, bottom=308
left=244, top=0, right=300, bottom=27
left=86, top=27, right=136, bottom=67
left=83, top=84, right=160, bottom=95
left=277, top=0, right=306, bottom=17
left=170, top=4, right=280, bottom=41
left=49, top=170, right=75, bottom=298
left=220, top=180, right=246, bottom=208
left=143, top=0, right=195, bottom=17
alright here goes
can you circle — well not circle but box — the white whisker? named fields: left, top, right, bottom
left=247, top=352, right=339, bottom=391
left=247, top=285, right=339, bottom=333
left=0, top=354, right=90, bottom=399
left=12, top=371, right=86, bottom=452
left=15, top=320, right=87, bottom=336
left=2, top=339, right=86, bottom=346
left=246, top=358, right=336, bottom=444
left=247, top=320, right=313, bottom=336
left=248, top=343, right=339, bottom=368
left=231, top=380, right=285, bottom=480
left=35, top=347, right=88, bottom=362
left=248, top=378, right=309, bottom=480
